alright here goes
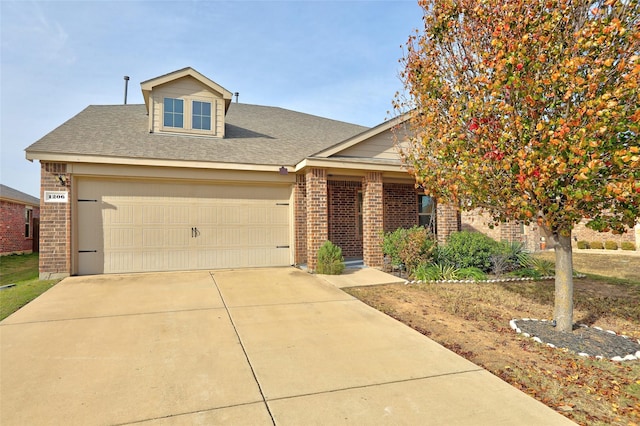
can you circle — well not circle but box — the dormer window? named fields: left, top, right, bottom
left=192, top=101, right=211, bottom=131
left=163, top=98, right=184, bottom=128
left=142, top=67, right=233, bottom=137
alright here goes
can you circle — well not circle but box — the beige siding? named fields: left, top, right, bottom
left=336, top=130, right=407, bottom=160
left=76, top=178, right=291, bottom=274
left=150, top=76, right=225, bottom=136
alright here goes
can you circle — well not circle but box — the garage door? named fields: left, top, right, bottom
left=76, top=178, right=291, bottom=275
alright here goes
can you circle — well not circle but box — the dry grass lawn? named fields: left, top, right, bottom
left=345, top=252, right=640, bottom=426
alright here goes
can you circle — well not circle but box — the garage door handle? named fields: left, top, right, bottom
left=192, top=227, right=200, bottom=238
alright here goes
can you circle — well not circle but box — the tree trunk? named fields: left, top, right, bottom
left=553, top=233, right=574, bottom=332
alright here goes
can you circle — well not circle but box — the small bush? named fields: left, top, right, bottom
left=456, top=267, right=487, bottom=281
left=440, top=231, right=500, bottom=272
left=576, top=240, right=589, bottom=249
left=316, top=241, right=345, bottom=275
left=382, top=228, right=409, bottom=268
left=621, top=242, right=636, bottom=251
left=590, top=241, right=604, bottom=250
left=414, top=263, right=459, bottom=281
left=604, top=241, right=618, bottom=250
left=382, top=226, right=436, bottom=274
left=526, top=257, right=555, bottom=276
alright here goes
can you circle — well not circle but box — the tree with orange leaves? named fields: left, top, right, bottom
left=395, top=0, right=639, bottom=332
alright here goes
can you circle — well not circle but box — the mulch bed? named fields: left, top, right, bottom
left=513, top=319, right=640, bottom=360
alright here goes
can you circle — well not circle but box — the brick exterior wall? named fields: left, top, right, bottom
left=383, top=183, right=418, bottom=233
left=571, top=219, right=637, bottom=249
left=436, top=203, right=460, bottom=244
left=305, top=168, right=328, bottom=271
left=362, top=172, right=384, bottom=267
left=461, top=209, right=541, bottom=251
left=0, top=200, right=39, bottom=255
left=294, top=174, right=307, bottom=265
left=39, top=162, right=71, bottom=279
left=327, top=180, right=362, bottom=258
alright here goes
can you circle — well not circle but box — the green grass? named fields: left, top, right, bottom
left=0, top=253, right=60, bottom=321
left=0, top=279, right=58, bottom=321
left=0, top=253, right=39, bottom=285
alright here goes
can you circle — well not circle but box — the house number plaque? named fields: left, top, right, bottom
left=44, top=191, right=68, bottom=203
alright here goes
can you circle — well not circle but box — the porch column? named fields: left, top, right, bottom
left=306, top=168, right=328, bottom=272
left=363, top=172, right=384, bottom=268
left=294, top=174, right=307, bottom=265
left=436, top=203, right=460, bottom=244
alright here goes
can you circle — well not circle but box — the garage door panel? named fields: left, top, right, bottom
left=77, top=179, right=292, bottom=274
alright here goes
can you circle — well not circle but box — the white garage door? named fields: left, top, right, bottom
left=76, top=178, right=291, bottom=275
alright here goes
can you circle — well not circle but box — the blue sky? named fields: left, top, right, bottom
left=1, top=0, right=423, bottom=198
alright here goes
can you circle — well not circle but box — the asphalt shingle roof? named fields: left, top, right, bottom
left=25, top=103, right=368, bottom=166
left=0, top=184, right=39, bottom=205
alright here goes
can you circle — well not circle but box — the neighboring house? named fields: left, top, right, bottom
left=26, top=67, right=634, bottom=279
left=0, top=184, right=40, bottom=256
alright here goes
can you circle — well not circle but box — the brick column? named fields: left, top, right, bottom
left=500, top=221, right=523, bottom=243
left=306, top=168, right=327, bottom=272
left=363, top=172, right=384, bottom=268
left=436, top=203, right=460, bottom=244
left=294, top=174, right=307, bottom=265
left=39, top=162, right=71, bottom=279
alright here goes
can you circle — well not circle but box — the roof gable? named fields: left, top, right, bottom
left=312, top=113, right=410, bottom=160
left=140, top=67, right=234, bottom=113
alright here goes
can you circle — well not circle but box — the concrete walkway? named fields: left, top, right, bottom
left=0, top=268, right=575, bottom=425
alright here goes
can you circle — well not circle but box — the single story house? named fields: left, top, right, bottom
left=25, top=67, right=550, bottom=279
left=0, top=184, right=40, bottom=255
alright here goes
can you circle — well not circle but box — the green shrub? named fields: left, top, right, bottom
left=621, top=242, right=636, bottom=251
left=590, top=241, right=604, bottom=250
left=604, top=241, right=618, bottom=250
left=576, top=240, right=589, bottom=249
left=414, top=264, right=442, bottom=281
left=382, top=228, right=409, bottom=268
left=316, top=240, right=345, bottom=275
left=439, top=231, right=500, bottom=272
left=456, top=267, right=487, bottom=281
left=526, top=257, right=555, bottom=276
left=414, top=263, right=460, bottom=281
left=382, top=226, right=436, bottom=274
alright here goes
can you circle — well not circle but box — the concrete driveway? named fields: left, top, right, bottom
left=0, top=268, right=574, bottom=425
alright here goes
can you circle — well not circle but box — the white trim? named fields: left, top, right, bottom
left=25, top=151, right=296, bottom=172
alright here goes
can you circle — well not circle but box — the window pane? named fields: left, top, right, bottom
left=175, top=99, right=183, bottom=113
left=175, top=114, right=183, bottom=128
left=419, top=195, right=435, bottom=214
left=192, top=101, right=211, bottom=130
left=164, top=98, right=174, bottom=113
left=164, top=114, right=172, bottom=127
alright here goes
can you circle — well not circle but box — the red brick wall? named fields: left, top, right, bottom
left=0, top=200, right=39, bottom=255
left=305, top=168, right=328, bottom=271
left=436, top=203, right=460, bottom=244
left=39, top=162, right=71, bottom=278
left=383, top=183, right=418, bottom=232
left=328, top=180, right=362, bottom=258
left=363, top=172, right=384, bottom=267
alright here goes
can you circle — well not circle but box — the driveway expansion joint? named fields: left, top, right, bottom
left=0, top=306, right=227, bottom=326
left=209, top=272, right=276, bottom=426
left=263, top=367, right=487, bottom=402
